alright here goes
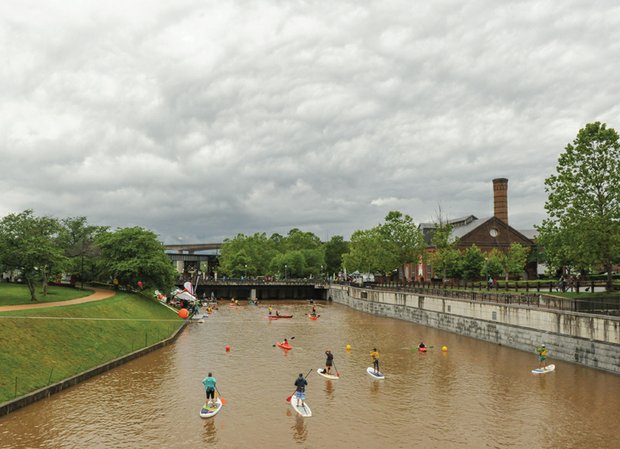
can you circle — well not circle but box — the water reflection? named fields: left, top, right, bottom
left=291, top=414, right=307, bottom=443
left=202, top=419, right=218, bottom=444
left=323, top=380, right=334, bottom=401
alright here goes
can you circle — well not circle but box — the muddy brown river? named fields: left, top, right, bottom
left=1, top=301, right=619, bottom=448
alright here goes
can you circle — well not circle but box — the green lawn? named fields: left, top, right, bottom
left=0, top=283, right=91, bottom=306
left=0, top=292, right=182, bottom=403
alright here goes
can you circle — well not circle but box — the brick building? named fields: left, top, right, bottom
left=410, top=178, right=536, bottom=281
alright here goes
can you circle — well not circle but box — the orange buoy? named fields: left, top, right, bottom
left=225, top=345, right=231, bottom=352
left=178, top=308, right=189, bottom=319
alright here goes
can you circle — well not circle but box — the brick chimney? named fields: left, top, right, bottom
left=492, top=178, right=508, bottom=224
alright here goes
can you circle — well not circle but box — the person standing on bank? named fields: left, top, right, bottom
left=370, top=348, right=380, bottom=374
left=202, top=372, right=217, bottom=407
left=294, top=373, right=308, bottom=407
left=324, top=350, right=334, bottom=374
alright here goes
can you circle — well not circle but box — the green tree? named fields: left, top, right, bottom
left=58, top=217, right=108, bottom=287
left=95, top=226, right=176, bottom=292
left=461, top=245, right=485, bottom=280
left=430, top=219, right=461, bottom=280
left=502, top=243, right=530, bottom=280
left=539, top=122, right=620, bottom=290
left=379, top=211, right=426, bottom=273
left=324, top=236, right=349, bottom=276
left=480, top=249, right=504, bottom=280
left=343, top=228, right=393, bottom=274
left=0, top=210, right=68, bottom=301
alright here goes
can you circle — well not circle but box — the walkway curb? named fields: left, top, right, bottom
left=0, top=320, right=189, bottom=417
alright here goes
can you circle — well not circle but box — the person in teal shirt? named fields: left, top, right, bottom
left=202, top=372, right=217, bottom=407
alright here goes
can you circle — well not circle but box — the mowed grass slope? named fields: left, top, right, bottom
left=0, top=283, right=91, bottom=306
left=0, top=292, right=182, bottom=403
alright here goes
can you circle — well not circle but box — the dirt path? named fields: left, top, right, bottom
left=0, top=288, right=116, bottom=312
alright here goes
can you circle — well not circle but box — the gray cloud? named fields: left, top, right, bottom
left=2, top=0, right=619, bottom=243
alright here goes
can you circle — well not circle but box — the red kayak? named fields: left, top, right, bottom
left=276, top=341, right=292, bottom=350
left=267, top=315, right=293, bottom=320
left=307, top=314, right=320, bottom=320
left=418, top=347, right=427, bottom=353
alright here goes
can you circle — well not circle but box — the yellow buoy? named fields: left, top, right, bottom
left=346, top=344, right=351, bottom=351
left=442, top=346, right=448, bottom=352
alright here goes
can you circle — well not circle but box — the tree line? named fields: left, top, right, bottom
left=0, top=212, right=176, bottom=301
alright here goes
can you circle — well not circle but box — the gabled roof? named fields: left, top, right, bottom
left=450, top=217, right=493, bottom=239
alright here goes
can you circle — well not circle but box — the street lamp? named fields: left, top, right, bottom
left=244, top=264, right=248, bottom=279
left=285, top=264, right=288, bottom=280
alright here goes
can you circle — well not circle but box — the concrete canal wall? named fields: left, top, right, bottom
left=328, top=285, right=620, bottom=375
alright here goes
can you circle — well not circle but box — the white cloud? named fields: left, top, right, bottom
left=1, top=0, right=619, bottom=242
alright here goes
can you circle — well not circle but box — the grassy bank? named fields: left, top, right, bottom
left=0, top=283, right=91, bottom=306
left=0, top=292, right=182, bottom=403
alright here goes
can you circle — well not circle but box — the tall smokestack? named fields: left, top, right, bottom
left=492, top=178, right=508, bottom=224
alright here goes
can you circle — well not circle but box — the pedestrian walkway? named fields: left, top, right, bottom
left=0, top=288, right=115, bottom=312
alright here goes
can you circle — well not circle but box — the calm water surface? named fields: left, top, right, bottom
left=1, top=301, right=619, bottom=449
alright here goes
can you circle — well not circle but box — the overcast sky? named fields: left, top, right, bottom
left=2, top=1, right=619, bottom=244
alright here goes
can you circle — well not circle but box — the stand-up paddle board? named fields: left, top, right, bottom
left=317, top=368, right=339, bottom=380
left=367, top=367, right=385, bottom=379
left=531, top=364, right=555, bottom=374
left=290, top=398, right=312, bottom=417
left=199, top=398, right=223, bottom=418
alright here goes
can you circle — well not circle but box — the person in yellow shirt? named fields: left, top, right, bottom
left=370, top=348, right=380, bottom=374
left=536, top=344, right=549, bottom=369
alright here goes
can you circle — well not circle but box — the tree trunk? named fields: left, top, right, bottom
left=26, top=277, right=37, bottom=302
left=606, top=262, right=613, bottom=292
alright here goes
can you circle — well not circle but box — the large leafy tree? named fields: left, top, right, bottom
left=430, top=220, right=461, bottom=280
left=58, top=217, right=108, bottom=287
left=380, top=211, right=426, bottom=273
left=95, top=226, right=176, bottom=292
left=461, top=245, right=485, bottom=281
left=342, top=227, right=393, bottom=274
left=0, top=210, right=68, bottom=301
left=501, top=243, right=530, bottom=280
left=324, top=236, right=349, bottom=276
left=539, top=122, right=620, bottom=290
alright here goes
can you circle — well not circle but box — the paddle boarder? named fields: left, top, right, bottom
left=370, top=348, right=380, bottom=374
left=418, top=342, right=426, bottom=349
left=202, top=372, right=217, bottom=407
left=268, top=306, right=273, bottom=315
left=311, top=305, right=317, bottom=317
left=536, top=344, right=549, bottom=369
left=324, top=350, right=334, bottom=374
left=294, top=373, right=308, bottom=407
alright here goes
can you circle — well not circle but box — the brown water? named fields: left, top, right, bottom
left=1, top=301, right=619, bottom=449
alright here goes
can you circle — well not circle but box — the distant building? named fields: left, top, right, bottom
left=411, top=178, right=537, bottom=281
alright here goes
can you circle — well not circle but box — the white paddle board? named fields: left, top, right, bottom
left=199, top=398, right=223, bottom=418
left=290, top=397, right=312, bottom=417
left=367, top=367, right=385, bottom=379
left=531, top=364, right=555, bottom=374
left=317, top=368, right=339, bottom=380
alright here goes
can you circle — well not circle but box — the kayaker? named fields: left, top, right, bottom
left=284, top=338, right=289, bottom=346
left=311, top=306, right=317, bottom=317
left=536, top=344, right=549, bottom=369
left=202, top=372, right=217, bottom=407
left=370, top=348, right=380, bottom=374
left=418, top=342, right=426, bottom=349
left=294, top=373, right=308, bottom=407
left=324, top=350, right=334, bottom=374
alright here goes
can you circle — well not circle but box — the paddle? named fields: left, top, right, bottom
left=272, top=336, right=295, bottom=347
left=332, top=361, right=340, bottom=377
left=215, top=386, right=227, bottom=405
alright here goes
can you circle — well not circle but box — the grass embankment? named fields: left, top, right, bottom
left=0, top=291, right=182, bottom=403
left=0, top=284, right=90, bottom=306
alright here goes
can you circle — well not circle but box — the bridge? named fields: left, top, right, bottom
left=164, top=243, right=222, bottom=275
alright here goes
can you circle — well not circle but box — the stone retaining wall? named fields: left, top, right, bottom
left=0, top=321, right=189, bottom=417
left=328, top=285, right=620, bottom=374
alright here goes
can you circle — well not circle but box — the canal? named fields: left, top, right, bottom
left=1, top=301, right=619, bottom=448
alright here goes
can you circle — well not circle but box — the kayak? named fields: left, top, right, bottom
left=267, top=315, right=293, bottom=320
left=307, top=314, right=320, bottom=320
left=418, top=347, right=427, bottom=353
left=199, top=398, right=223, bottom=418
left=290, top=397, right=312, bottom=417
left=366, top=367, right=385, bottom=379
left=531, top=364, right=556, bottom=374
left=276, top=341, right=293, bottom=350
left=317, top=368, right=339, bottom=380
